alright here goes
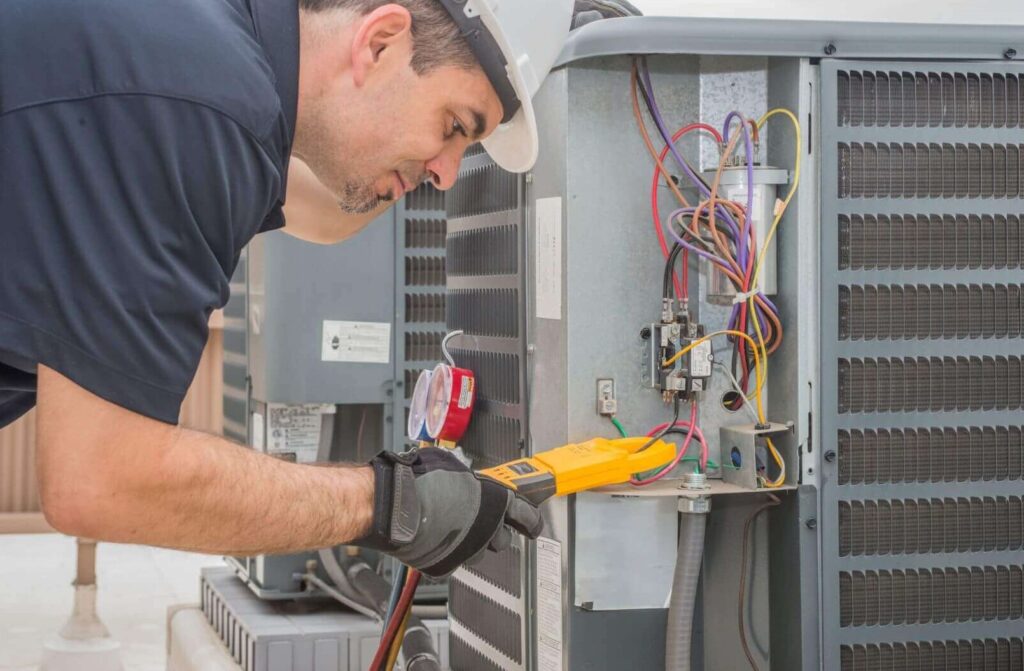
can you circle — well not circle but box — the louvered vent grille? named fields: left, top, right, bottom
left=838, top=497, right=1024, bottom=557
left=404, top=256, right=447, bottom=286
left=839, top=565, right=1024, bottom=627
left=404, top=293, right=445, bottom=323
left=446, top=163, right=519, bottom=218
left=459, top=413, right=521, bottom=468
left=838, top=284, right=1024, bottom=340
left=837, top=427, right=1024, bottom=485
left=838, top=142, right=1024, bottom=199
left=839, top=214, right=1024, bottom=270
left=824, top=61, right=1024, bottom=666
left=405, top=218, right=446, bottom=248
left=401, top=184, right=448, bottom=453
left=449, top=580, right=522, bottom=663
left=838, top=71, right=1024, bottom=129
left=446, top=153, right=525, bottom=669
left=405, top=183, right=444, bottom=211
left=841, top=638, right=1024, bottom=671
left=404, top=332, right=444, bottom=363
left=451, top=635, right=507, bottom=671
left=464, top=543, right=522, bottom=598
left=446, top=289, right=519, bottom=338
left=447, top=225, right=519, bottom=276
left=837, top=356, right=1024, bottom=414
left=451, top=349, right=520, bottom=405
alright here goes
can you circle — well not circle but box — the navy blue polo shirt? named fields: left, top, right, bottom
left=0, top=0, right=299, bottom=427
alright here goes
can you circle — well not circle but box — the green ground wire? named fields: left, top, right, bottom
left=610, top=416, right=628, bottom=438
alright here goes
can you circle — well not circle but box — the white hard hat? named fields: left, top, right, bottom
left=438, top=0, right=575, bottom=173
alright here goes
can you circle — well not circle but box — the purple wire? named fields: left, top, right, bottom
left=637, top=61, right=743, bottom=234
left=643, top=65, right=781, bottom=358
left=722, top=111, right=743, bottom=144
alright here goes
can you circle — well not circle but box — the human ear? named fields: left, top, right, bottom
left=350, top=4, right=413, bottom=87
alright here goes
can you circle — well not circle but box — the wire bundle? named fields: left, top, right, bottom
left=629, top=57, right=802, bottom=489
left=370, top=566, right=422, bottom=671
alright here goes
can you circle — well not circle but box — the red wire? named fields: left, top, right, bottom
left=369, top=569, right=422, bottom=671
left=651, top=123, right=724, bottom=300
left=630, top=405, right=707, bottom=486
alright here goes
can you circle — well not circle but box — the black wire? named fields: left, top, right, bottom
left=663, top=243, right=683, bottom=299
left=638, top=395, right=681, bottom=452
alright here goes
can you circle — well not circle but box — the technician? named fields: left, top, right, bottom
left=0, top=0, right=571, bottom=578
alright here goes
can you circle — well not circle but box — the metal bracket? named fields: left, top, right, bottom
left=720, top=422, right=796, bottom=490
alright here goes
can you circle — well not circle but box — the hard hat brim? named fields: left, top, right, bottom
left=480, top=71, right=538, bottom=174
left=470, top=2, right=542, bottom=174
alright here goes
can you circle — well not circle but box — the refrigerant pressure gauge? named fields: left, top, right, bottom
left=424, top=362, right=476, bottom=443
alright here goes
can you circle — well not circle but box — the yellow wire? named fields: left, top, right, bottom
left=663, top=330, right=766, bottom=422
left=385, top=608, right=411, bottom=671
left=748, top=108, right=801, bottom=489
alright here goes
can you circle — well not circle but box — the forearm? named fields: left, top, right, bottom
left=113, top=427, right=375, bottom=555
left=36, top=365, right=374, bottom=555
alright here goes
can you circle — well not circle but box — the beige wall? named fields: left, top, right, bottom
left=0, top=329, right=225, bottom=518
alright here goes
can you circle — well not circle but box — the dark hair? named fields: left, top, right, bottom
left=299, top=0, right=477, bottom=75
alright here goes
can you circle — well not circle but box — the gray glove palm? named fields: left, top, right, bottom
left=356, top=447, right=544, bottom=578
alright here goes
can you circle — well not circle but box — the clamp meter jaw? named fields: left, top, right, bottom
left=480, top=437, right=677, bottom=505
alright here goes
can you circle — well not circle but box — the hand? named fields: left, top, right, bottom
left=355, top=448, right=544, bottom=578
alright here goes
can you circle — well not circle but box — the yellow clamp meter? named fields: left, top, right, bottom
left=479, top=437, right=676, bottom=505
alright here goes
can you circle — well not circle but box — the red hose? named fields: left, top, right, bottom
left=369, top=569, right=422, bottom=671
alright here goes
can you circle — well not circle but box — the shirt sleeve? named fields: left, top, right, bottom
left=0, top=95, right=282, bottom=423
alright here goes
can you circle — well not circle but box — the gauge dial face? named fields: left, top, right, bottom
left=407, top=369, right=433, bottom=441
left=425, top=363, right=453, bottom=439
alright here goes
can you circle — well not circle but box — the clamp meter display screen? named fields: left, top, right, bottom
left=508, top=462, right=538, bottom=475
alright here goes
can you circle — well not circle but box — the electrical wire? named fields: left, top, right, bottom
left=630, top=405, right=706, bottom=485
left=632, top=59, right=722, bottom=301
left=385, top=608, right=412, bottom=671
left=355, top=407, right=368, bottom=461
left=610, top=416, right=628, bottom=438
left=739, top=495, right=781, bottom=671
left=370, top=569, right=421, bottom=671
left=383, top=564, right=407, bottom=629
left=440, top=330, right=463, bottom=366
left=661, top=330, right=784, bottom=487
left=637, top=395, right=681, bottom=453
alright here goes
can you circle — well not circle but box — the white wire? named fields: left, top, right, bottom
left=440, top=330, right=463, bottom=366
left=715, top=362, right=759, bottom=423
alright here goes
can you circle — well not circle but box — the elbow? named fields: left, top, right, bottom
left=38, top=462, right=105, bottom=538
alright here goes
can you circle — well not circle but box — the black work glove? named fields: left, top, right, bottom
left=355, top=448, right=544, bottom=578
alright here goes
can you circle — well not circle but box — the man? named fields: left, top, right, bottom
left=0, top=0, right=572, bottom=578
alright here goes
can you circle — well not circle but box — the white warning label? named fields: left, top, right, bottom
left=267, top=404, right=334, bottom=463
left=321, top=321, right=391, bottom=364
left=536, top=536, right=564, bottom=671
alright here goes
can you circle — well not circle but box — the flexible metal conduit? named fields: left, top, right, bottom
left=665, top=497, right=710, bottom=671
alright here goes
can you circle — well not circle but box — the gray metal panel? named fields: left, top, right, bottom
left=819, top=59, right=1024, bottom=670
left=249, top=219, right=397, bottom=405
left=556, top=16, right=1023, bottom=65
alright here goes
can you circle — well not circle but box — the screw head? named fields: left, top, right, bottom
left=1005, top=48, right=1018, bottom=60
left=806, top=518, right=818, bottom=530
left=824, top=450, right=836, bottom=463
left=640, top=327, right=652, bottom=340
left=823, top=43, right=837, bottom=56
